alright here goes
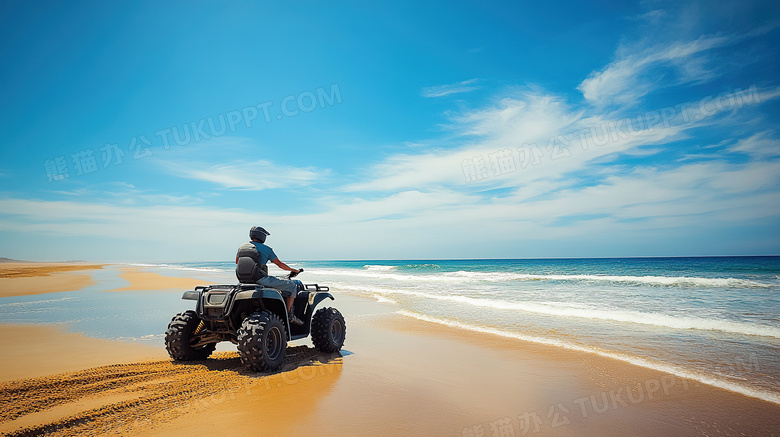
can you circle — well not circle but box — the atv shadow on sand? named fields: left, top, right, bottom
left=165, top=274, right=346, bottom=373
left=169, top=346, right=346, bottom=378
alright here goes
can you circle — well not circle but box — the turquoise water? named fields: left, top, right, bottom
left=1, top=257, right=778, bottom=404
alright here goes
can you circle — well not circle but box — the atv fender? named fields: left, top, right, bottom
left=182, top=285, right=210, bottom=301
left=233, top=288, right=291, bottom=340
left=310, top=292, right=335, bottom=309
left=182, top=291, right=200, bottom=300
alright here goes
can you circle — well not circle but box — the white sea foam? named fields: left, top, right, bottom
left=371, top=294, right=398, bottom=304
left=313, top=268, right=772, bottom=288
left=0, top=296, right=74, bottom=307
left=163, top=264, right=227, bottom=273
left=113, top=333, right=165, bottom=342
left=363, top=265, right=398, bottom=271
left=402, top=263, right=441, bottom=269
left=334, top=284, right=780, bottom=339
left=440, top=271, right=773, bottom=288
left=397, top=310, right=780, bottom=405
left=123, top=263, right=226, bottom=273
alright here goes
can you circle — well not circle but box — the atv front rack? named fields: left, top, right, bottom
left=303, top=283, right=329, bottom=292
left=190, top=283, right=329, bottom=293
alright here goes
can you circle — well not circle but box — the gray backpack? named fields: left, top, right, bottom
left=235, top=242, right=268, bottom=283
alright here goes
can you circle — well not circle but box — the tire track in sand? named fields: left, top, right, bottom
left=0, top=347, right=340, bottom=437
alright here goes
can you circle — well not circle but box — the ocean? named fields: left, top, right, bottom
left=1, top=256, right=778, bottom=405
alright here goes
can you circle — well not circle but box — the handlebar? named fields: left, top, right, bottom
left=286, top=269, right=330, bottom=293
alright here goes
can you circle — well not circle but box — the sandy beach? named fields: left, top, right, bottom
left=103, top=268, right=212, bottom=292
left=0, top=265, right=778, bottom=436
left=0, top=263, right=104, bottom=298
left=4, top=1, right=779, bottom=436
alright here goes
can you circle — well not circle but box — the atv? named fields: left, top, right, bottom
left=165, top=270, right=346, bottom=372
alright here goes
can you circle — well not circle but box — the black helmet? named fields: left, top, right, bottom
left=249, top=226, right=270, bottom=243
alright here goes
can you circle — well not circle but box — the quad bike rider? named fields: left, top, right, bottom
left=237, top=226, right=305, bottom=326
left=164, top=226, right=346, bottom=372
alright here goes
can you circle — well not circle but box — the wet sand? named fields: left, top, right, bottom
left=0, top=337, right=339, bottom=437
left=0, top=325, right=167, bottom=382
left=0, top=268, right=778, bottom=436
left=103, top=268, right=212, bottom=292
left=145, top=303, right=780, bottom=437
left=0, top=263, right=103, bottom=298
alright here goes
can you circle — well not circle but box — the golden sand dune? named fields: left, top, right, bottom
left=0, top=349, right=342, bottom=437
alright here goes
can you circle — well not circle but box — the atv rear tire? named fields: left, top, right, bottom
left=311, top=307, right=346, bottom=353
left=237, top=310, right=287, bottom=372
left=165, top=310, right=216, bottom=361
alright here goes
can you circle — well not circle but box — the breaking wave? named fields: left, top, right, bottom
left=335, top=285, right=780, bottom=339
left=362, top=265, right=398, bottom=271
left=316, top=268, right=772, bottom=288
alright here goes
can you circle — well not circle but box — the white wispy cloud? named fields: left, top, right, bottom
left=728, top=131, right=780, bottom=160
left=344, top=91, right=576, bottom=191
left=421, top=79, right=480, bottom=98
left=3, top=86, right=780, bottom=259
left=578, top=34, right=731, bottom=107
left=4, top=4, right=779, bottom=261
left=578, top=11, right=779, bottom=108
left=629, top=9, right=666, bottom=24
left=49, top=182, right=211, bottom=206
left=345, top=88, right=689, bottom=192
left=160, top=159, right=325, bottom=190
left=327, top=58, right=780, bottom=256
left=2, top=150, right=779, bottom=261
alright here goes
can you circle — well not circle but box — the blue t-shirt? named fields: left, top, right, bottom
left=251, top=241, right=277, bottom=266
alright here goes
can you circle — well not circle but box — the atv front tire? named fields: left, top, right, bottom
left=311, top=307, right=346, bottom=353
left=237, top=310, right=287, bottom=372
left=165, top=310, right=216, bottom=361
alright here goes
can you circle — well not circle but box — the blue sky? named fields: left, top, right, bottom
left=1, top=0, right=779, bottom=262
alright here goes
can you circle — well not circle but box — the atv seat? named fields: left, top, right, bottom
left=235, top=281, right=305, bottom=297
